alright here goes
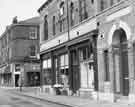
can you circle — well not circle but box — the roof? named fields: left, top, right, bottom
left=38, top=0, right=53, bottom=13
left=18, top=16, right=41, bottom=25
left=0, top=16, right=40, bottom=39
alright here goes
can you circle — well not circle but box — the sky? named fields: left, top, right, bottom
left=0, top=0, right=46, bottom=35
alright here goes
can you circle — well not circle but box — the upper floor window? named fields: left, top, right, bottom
left=79, top=0, right=88, bottom=22
left=110, top=0, right=114, bottom=6
left=70, top=2, right=74, bottom=26
left=30, top=45, right=36, bottom=57
left=59, top=1, right=65, bottom=16
left=44, top=15, right=48, bottom=40
left=29, top=27, right=37, bottom=39
left=100, top=0, right=105, bottom=11
left=53, top=16, right=56, bottom=36
left=59, top=19, right=65, bottom=32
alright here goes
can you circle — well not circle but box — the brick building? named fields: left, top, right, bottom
left=0, top=17, right=40, bottom=87
left=38, top=0, right=135, bottom=103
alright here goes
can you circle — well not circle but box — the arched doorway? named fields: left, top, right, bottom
left=112, top=28, right=129, bottom=96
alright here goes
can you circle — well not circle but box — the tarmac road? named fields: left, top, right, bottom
left=0, top=88, right=69, bottom=107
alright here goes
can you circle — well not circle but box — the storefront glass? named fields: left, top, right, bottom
left=42, top=58, right=52, bottom=85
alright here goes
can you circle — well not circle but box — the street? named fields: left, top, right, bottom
left=0, top=88, right=69, bottom=107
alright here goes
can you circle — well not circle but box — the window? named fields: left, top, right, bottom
left=59, top=1, right=64, bottom=16
left=91, top=0, right=94, bottom=4
left=70, top=2, right=74, bottom=26
left=100, top=0, right=105, bottom=11
left=53, top=16, right=56, bottom=36
left=42, top=58, right=52, bottom=85
left=104, top=50, right=110, bottom=81
left=44, top=15, right=48, bottom=40
left=29, top=27, right=37, bottom=39
left=79, top=0, right=88, bottom=21
left=30, top=46, right=36, bottom=57
left=110, top=0, right=114, bottom=6
left=59, top=19, right=65, bottom=32
left=79, top=46, right=93, bottom=61
left=15, top=64, right=21, bottom=72
left=54, top=54, right=69, bottom=85
left=43, top=59, right=52, bottom=69
left=59, top=54, right=69, bottom=85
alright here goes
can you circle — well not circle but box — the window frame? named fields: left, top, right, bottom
left=30, top=45, right=36, bottom=57
left=29, top=27, right=37, bottom=39
left=44, top=15, right=48, bottom=40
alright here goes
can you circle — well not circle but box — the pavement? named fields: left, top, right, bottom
left=2, top=87, right=135, bottom=107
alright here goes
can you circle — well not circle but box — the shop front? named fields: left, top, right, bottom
left=68, top=32, right=98, bottom=99
left=52, top=47, right=69, bottom=95
left=25, top=63, right=40, bottom=87
left=0, top=65, right=12, bottom=87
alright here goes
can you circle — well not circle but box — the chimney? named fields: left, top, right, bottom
left=12, top=16, right=18, bottom=24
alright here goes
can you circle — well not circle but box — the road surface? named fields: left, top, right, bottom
left=0, top=88, right=69, bottom=107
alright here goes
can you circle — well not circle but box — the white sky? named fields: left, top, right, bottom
left=0, top=0, right=46, bottom=35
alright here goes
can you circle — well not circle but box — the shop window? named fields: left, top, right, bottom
left=29, top=27, right=37, bottom=39
left=53, top=16, right=56, bottom=36
left=104, top=50, right=110, bottom=81
left=60, top=20, right=62, bottom=32
left=59, top=54, right=69, bottom=85
left=54, top=58, right=59, bottom=84
left=117, top=0, right=121, bottom=2
left=71, top=50, right=78, bottom=65
left=79, top=46, right=92, bottom=61
left=79, top=0, right=88, bottom=22
left=70, top=2, right=74, bottom=26
left=44, top=15, right=48, bottom=40
left=30, top=45, right=36, bottom=57
left=42, top=58, right=52, bottom=85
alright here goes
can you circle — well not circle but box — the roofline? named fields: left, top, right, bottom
left=38, top=0, right=53, bottom=13
left=0, top=23, right=39, bottom=39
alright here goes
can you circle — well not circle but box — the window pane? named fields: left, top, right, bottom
left=65, top=54, right=69, bottom=66
left=60, top=55, right=65, bottom=67
left=48, top=59, right=51, bottom=68
left=30, top=46, right=36, bottom=56
left=43, top=60, right=47, bottom=69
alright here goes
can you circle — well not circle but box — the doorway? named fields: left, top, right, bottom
left=112, top=28, right=129, bottom=96
left=15, top=74, right=20, bottom=87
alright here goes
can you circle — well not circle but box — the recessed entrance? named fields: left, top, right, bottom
left=112, top=28, right=129, bottom=96
left=15, top=74, right=20, bottom=87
